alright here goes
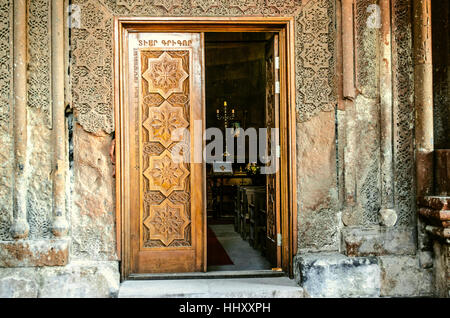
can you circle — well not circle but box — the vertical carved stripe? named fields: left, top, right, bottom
left=0, top=0, right=13, bottom=240
left=392, top=0, right=415, bottom=226
left=140, top=50, right=191, bottom=248
left=28, top=0, right=52, bottom=128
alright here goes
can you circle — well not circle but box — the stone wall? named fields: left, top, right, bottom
left=294, top=0, right=436, bottom=298
left=0, top=0, right=443, bottom=298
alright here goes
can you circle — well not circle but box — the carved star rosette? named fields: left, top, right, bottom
left=144, top=199, right=189, bottom=246
left=143, top=101, right=189, bottom=148
left=142, top=51, right=189, bottom=99
left=144, top=149, right=190, bottom=197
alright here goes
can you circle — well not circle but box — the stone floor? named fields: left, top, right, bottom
left=207, top=224, right=272, bottom=271
left=118, top=277, right=303, bottom=298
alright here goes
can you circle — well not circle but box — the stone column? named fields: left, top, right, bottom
left=10, top=0, right=29, bottom=239
left=413, top=0, right=434, bottom=197
left=341, top=0, right=357, bottom=225
left=51, top=0, right=69, bottom=237
left=379, top=0, right=397, bottom=226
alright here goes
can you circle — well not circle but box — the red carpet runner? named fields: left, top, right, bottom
left=207, top=227, right=234, bottom=266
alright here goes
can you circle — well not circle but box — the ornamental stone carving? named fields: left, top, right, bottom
left=71, top=0, right=337, bottom=134
left=116, top=0, right=143, bottom=11
left=153, top=0, right=182, bottom=12
left=190, top=0, right=220, bottom=12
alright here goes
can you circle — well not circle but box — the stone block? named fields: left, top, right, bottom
left=379, top=255, right=434, bottom=297
left=39, top=261, right=120, bottom=298
left=341, top=226, right=416, bottom=256
left=295, top=253, right=380, bottom=297
left=0, top=239, right=69, bottom=267
left=119, top=277, right=304, bottom=298
left=432, top=241, right=450, bottom=298
left=0, top=268, right=39, bottom=298
left=72, top=124, right=117, bottom=261
left=296, top=112, right=339, bottom=252
left=0, top=261, right=120, bottom=298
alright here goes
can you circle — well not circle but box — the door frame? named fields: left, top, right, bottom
left=114, top=17, right=298, bottom=280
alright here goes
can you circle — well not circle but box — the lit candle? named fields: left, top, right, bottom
left=232, top=109, right=234, bottom=114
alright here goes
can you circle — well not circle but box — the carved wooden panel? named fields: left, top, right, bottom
left=143, top=199, right=190, bottom=246
left=140, top=49, right=192, bottom=248
left=142, top=52, right=189, bottom=99
left=125, top=32, right=205, bottom=273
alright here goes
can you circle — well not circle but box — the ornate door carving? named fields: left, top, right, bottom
left=125, top=33, right=205, bottom=273
left=265, top=34, right=281, bottom=268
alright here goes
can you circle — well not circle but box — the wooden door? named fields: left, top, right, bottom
left=265, top=34, right=281, bottom=268
left=125, top=32, right=206, bottom=273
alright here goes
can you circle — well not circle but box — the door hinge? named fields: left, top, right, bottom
left=275, top=57, right=280, bottom=70
left=277, top=233, right=282, bottom=247
left=275, top=81, right=280, bottom=94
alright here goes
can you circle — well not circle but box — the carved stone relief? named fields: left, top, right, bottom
left=296, top=0, right=336, bottom=122
left=392, top=0, right=415, bottom=226
left=0, top=0, right=12, bottom=241
left=67, top=0, right=416, bottom=245
left=116, top=0, right=143, bottom=11
left=71, top=0, right=114, bottom=133
left=72, top=0, right=336, bottom=133
left=27, top=0, right=52, bottom=128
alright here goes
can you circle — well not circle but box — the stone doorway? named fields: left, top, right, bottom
left=114, top=18, right=298, bottom=280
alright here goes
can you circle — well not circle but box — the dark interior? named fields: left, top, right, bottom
left=204, top=32, right=276, bottom=271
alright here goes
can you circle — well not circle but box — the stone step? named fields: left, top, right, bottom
left=118, top=277, right=303, bottom=298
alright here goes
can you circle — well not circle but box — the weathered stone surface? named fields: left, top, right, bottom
left=419, top=250, right=434, bottom=269
left=340, top=95, right=381, bottom=227
left=294, top=253, right=380, bottom=297
left=0, top=261, right=120, bottom=298
left=296, top=111, right=339, bottom=252
left=354, top=95, right=381, bottom=226
left=432, top=240, right=450, bottom=297
left=0, top=268, right=39, bottom=298
left=341, top=225, right=416, bottom=256
left=0, top=239, right=69, bottom=267
left=26, top=78, right=54, bottom=240
left=379, top=255, right=434, bottom=297
left=72, top=124, right=117, bottom=261
left=39, top=261, right=120, bottom=298
left=379, top=209, right=398, bottom=227
left=119, top=277, right=304, bottom=298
